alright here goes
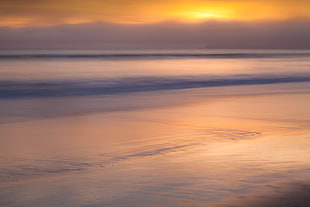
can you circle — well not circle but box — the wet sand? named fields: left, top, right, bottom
left=1, top=83, right=310, bottom=206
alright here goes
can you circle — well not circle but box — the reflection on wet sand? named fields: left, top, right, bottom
left=221, top=182, right=310, bottom=207
left=0, top=82, right=310, bottom=206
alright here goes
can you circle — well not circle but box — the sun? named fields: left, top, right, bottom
left=189, top=12, right=223, bottom=19
left=176, top=9, right=229, bottom=22
left=178, top=12, right=225, bottom=22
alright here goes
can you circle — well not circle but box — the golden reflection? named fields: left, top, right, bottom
left=1, top=84, right=310, bottom=206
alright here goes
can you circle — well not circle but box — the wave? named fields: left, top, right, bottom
left=1, top=75, right=310, bottom=98
left=0, top=130, right=261, bottom=183
left=0, top=52, right=310, bottom=59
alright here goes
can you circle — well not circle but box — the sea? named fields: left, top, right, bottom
left=1, top=49, right=310, bottom=207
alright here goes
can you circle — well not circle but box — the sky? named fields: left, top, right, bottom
left=0, top=0, right=309, bottom=49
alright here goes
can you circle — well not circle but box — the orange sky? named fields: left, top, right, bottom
left=0, top=0, right=309, bottom=27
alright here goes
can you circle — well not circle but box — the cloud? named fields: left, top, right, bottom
left=0, top=0, right=310, bottom=26
left=0, top=20, right=309, bottom=49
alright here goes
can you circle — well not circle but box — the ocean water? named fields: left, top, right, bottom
left=0, top=49, right=310, bottom=206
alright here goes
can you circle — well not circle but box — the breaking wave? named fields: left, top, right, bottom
left=1, top=74, right=310, bottom=98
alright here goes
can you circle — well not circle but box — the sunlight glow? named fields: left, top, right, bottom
left=0, top=0, right=310, bottom=27
left=183, top=12, right=224, bottom=21
left=193, top=13, right=222, bottom=19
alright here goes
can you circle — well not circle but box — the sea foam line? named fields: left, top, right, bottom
left=1, top=75, right=310, bottom=98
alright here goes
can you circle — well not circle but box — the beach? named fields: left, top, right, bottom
left=0, top=50, right=310, bottom=206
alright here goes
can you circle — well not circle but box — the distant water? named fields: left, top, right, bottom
left=1, top=49, right=310, bottom=98
left=0, top=49, right=310, bottom=59
left=0, top=49, right=310, bottom=207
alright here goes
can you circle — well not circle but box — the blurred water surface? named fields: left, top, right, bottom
left=0, top=49, right=310, bottom=206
